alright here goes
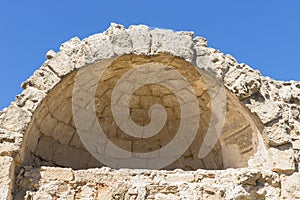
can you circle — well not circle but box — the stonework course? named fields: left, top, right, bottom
left=0, top=23, right=299, bottom=199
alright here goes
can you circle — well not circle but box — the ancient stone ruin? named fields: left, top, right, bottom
left=0, top=23, right=299, bottom=199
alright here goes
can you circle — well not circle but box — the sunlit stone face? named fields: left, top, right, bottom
left=21, top=53, right=262, bottom=171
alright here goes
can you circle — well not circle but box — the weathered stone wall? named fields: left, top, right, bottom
left=18, top=167, right=286, bottom=199
left=19, top=54, right=262, bottom=172
left=0, top=23, right=299, bottom=199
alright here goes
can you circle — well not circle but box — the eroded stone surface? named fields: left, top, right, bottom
left=18, top=167, right=285, bottom=200
left=19, top=54, right=262, bottom=172
left=0, top=156, right=15, bottom=200
left=0, top=23, right=299, bottom=199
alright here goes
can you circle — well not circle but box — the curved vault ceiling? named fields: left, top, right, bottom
left=19, top=53, right=263, bottom=171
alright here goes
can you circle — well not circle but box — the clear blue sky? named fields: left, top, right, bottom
left=1, top=1, right=299, bottom=110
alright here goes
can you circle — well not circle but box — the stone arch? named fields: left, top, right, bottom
left=0, top=23, right=299, bottom=199
left=19, top=53, right=264, bottom=171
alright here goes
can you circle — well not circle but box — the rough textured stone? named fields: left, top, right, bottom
left=105, top=23, right=133, bottom=55
left=0, top=156, right=14, bottom=200
left=17, top=167, right=285, bottom=200
left=40, top=167, right=74, bottom=181
left=292, top=138, right=300, bottom=150
left=267, top=145, right=295, bottom=173
left=47, top=52, right=74, bottom=77
left=281, top=172, right=300, bottom=199
left=45, top=49, right=56, bottom=60
left=246, top=100, right=281, bottom=124
left=0, top=23, right=299, bottom=200
left=0, top=104, right=32, bottom=132
left=21, top=65, right=60, bottom=91
left=150, top=28, right=194, bottom=62
left=264, top=123, right=291, bottom=146
left=0, top=129, right=22, bottom=157
left=15, top=87, right=46, bottom=113
left=59, top=37, right=81, bottom=53
left=224, top=63, right=261, bottom=100
left=83, top=33, right=114, bottom=62
left=127, top=25, right=151, bottom=54
left=194, top=36, right=208, bottom=47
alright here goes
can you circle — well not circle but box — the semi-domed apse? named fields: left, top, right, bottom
left=0, top=23, right=299, bottom=199
left=20, top=53, right=264, bottom=171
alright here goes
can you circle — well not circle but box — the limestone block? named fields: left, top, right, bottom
left=59, top=37, right=93, bottom=69
left=59, top=37, right=81, bottom=53
left=69, top=132, right=85, bottom=149
left=246, top=100, right=281, bottom=124
left=15, top=87, right=46, bottom=113
left=52, top=142, right=90, bottom=169
left=51, top=122, right=75, bottom=145
left=279, top=85, right=293, bottom=103
left=0, top=104, right=32, bottom=132
left=194, top=46, right=206, bottom=56
left=267, top=145, right=295, bottom=173
left=21, top=65, right=60, bottom=91
left=40, top=167, right=74, bottom=181
left=195, top=53, right=220, bottom=76
left=195, top=47, right=236, bottom=79
left=261, top=78, right=287, bottom=102
left=269, top=82, right=300, bottom=105
left=35, top=135, right=56, bottom=161
left=0, top=129, right=22, bottom=157
left=132, top=139, right=160, bottom=159
left=25, top=123, right=40, bottom=153
left=281, top=172, right=300, bottom=199
left=0, top=157, right=14, bottom=183
left=83, top=33, right=114, bottom=62
left=0, top=156, right=14, bottom=200
left=150, top=28, right=194, bottom=62
left=263, top=81, right=300, bottom=105
left=38, top=181, right=60, bottom=195
left=105, top=23, right=132, bottom=55
left=165, top=173, right=195, bottom=183
left=33, top=181, right=75, bottom=199
left=154, top=193, right=180, bottom=200
left=264, top=123, right=291, bottom=146
left=50, top=100, right=73, bottom=125
left=39, top=114, right=58, bottom=137
left=47, top=51, right=74, bottom=77
left=224, top=63, right=261, bottom=100
left=73, top=168, right=111, bottom=183
left=104, top=138, right=132, bottom=159
left=127, top=25, right=151, bottom=54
